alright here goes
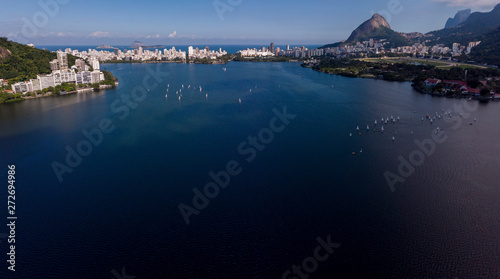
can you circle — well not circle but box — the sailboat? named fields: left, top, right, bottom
left=381, top=126, right=384, bottom=133
left=375, top=120, right=377, bottom=125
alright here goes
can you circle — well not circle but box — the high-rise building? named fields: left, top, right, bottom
left=90, top=58, right=100, bottom=71
left=138, top=46, right=143, bottom=56
left=205, top=46, right=210, bottom=52
left=57, top=51, right=68, bottom=70
left=50, top=60, right=60, bottom=71
left=270, top=42, right=275, bottom=53
left=188, top=46, right=194, bottom=57
left=286, top=45, right=290, bottom=51
left=75, top=59, right=86, bottom=71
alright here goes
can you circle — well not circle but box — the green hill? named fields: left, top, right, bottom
left=0, top=37, right=77, bottom=83
left=469, top=27, right=500, bottom=66
left=426, top=3, right=500, bottom=45
left=321, top=14, right=409, bottom=49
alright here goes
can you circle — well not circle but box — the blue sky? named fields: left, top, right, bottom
left=1, top=0, right=499, bottom=46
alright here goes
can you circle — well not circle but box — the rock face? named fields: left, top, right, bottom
left=0, top=46, right=11, bottom=60
left=445, top=9, right=471, bottom=28
left=346, top=13, right=391, bottom=42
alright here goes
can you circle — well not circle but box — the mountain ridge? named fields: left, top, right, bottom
left=445, top=9, right=471, bottom=29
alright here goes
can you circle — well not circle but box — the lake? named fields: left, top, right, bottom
left=1, top=62, right=499, bottom=278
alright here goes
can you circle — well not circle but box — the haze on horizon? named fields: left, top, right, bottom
left=1, top=0, right=499, bottom=46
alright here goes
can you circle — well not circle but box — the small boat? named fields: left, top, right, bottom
left=366, top=125, right=369, bottom=130
left=359, top=149, right=363, bottom=153
left=474, top=118, right=477, bottom=122
left=381, top=126, right=384, bottom=133
left=397, top=116, right=400, bottom=121
left=167, top=84, right=169, bottom=88
left=206, top=93, right=208, bottom=98
left=392, top=136, right=395, bottom=141
left=239, top=98, right=242, bottom=104
left=182, top=85, right=184, bottom=88
left=188, top=85, right=191, bottom=89
left=411, top=131, right=414, bottom=135
left=250, top=89, right=252, bottom=93
left=356, top=126, right=360, bottom=131
left=375, top=120, right=377, bottom=125
left=165, top=94, right=167, bottom=98
left=178, top=96, right=181, bottom=101
left=349, top=133, right=352, bottom=137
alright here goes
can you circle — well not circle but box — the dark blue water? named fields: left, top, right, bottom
left=1, top=62, right=499, bottom=278
left=38, top=45, right=321, bottom=54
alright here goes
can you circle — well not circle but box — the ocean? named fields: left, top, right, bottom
left=1, top=62, right=499, bottom=278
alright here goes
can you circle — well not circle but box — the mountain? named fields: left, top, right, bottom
left=428, top=4, right=500, bottom=41
left=321, top=13, right=408, bottom=48
left=130, top=41, right=166, bottom=49
left=469, top=26, right=500, bottom=66
left=97, top=45, right=117, bottom=49
left=130, top=41, right=148, bottom=48
left=346, top=13, right=392, bottom=42
left=445, top=9, right=471, bottom=28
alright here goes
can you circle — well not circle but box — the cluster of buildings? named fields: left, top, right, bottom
left=67, top=46, right=228, bottom=62
left=10, top=51, right=105, bottom=94
left=238, top=39, right=482, bottom=60
left=238, top=43, right=319, bottom=58
left=187, top=46, right=227, bottom=59
left=423, top=78, right=499, bottom=98
left=316, top=39, right=482, bottom=58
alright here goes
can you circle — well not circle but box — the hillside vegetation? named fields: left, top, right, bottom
left=0, top=37, right=77, bottom=83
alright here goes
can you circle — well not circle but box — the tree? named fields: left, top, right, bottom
left=480, top=88, right=490, bottom=96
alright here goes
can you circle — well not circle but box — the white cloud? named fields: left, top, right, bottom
left=89, top=31, right=110, bottom=37
left=56, top=32, right=74, bottom=37
left=168, top=31, right=177, bottom=38
left=432, top=0, right=498, bottom=9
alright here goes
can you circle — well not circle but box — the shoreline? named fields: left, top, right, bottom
left=1, top=83, right=118, bottom=104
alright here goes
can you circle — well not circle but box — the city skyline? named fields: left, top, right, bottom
left=1, top=0, right=499, bottom=46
